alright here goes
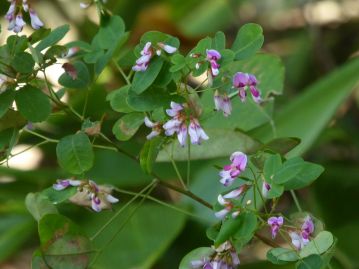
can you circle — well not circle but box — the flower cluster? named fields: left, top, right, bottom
left=132, top=41, right=177, bottom=72
left=233, top=72, right=261, bottom=103
left=215, top=185, right=248, bottom=219
left=53, top=179, right=119, bottom=212
left=191, top=241, right=240, bottom=269
left=289, top=216, right=315, bottom=250
left=6, top=0, right=44, bottom=33
left=219, top=152, right=247, bottom=186
left=145, top=101, right=209, bottom=147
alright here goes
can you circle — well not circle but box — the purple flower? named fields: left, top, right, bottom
left=214, top=194, right=233, bottom=219
left=29, top=8, right=44, bottom=29
left=233, top=72, right=261, bottom=103
left=5, top=1, right=16, bottom=22
left=262, top=181, right=271, bottom=198
left=268, top=216, right=284, bottom=239
left=219, top=152, right=247, bottom=186
left=214, top=91, right=232, bottom=117
left=188, top=118, right=209, bottom=145
left=12, top=13, right=26, bottom=33
left=144, top=117, right=161, bottom=140
left=206, top=49, right=221, bottom=77
left=166, top=101, right=184, bottom=117
left=177, top=123, right=188, bottom=147
left=301, top=216, right=314, bottom=241
left=53, top=179, right=81, bottom=190
left=289, top=216, right=315, bottom=250
left=191, top=258, right=213, bottom=269
left=132, top=42, right=153, bottom=72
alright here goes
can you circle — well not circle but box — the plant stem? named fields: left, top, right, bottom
left=187, top=142, right=191, bottom=186
left=157, top=180, right=213, bottom=210
left=113, top=61, right=131, bottom=85
left=23, top=128, right=59, bottom=143
left=165, top=148, right=187, bottom=190
left=290, top=190, right=303, bottom=212
left=90, top=180, right=157, bottom=241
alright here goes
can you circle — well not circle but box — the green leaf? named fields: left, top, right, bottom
left=179, top=247, right=215, bottom=269
left=272, top=157, right=306, bottom=184
left=157, top=129, right=261, bottom=161
left=107, top=85, right=133, bottom=113
left=132, top=57, right=164, bottom=94
left=261, top=137, right=301, bottom=155
left=0, top=110, right=26, bottom=132
left=128, top=85, right=183, bottom=112
left=11, top=52, right=35, bottom=74
left=0, top=89, right=15, bottom=118
left=296, top=255, right=323, bottom=269
left=36, top=25, right=70, bottom=52
left=41, top=186, right=78, bottom=204
left=56, top=132, right=94, bottom=175
left=31, top=248, right=48, bottom=269
left=263, top=154, right=282, bottom=183
left=15, top=85, right=51, bottom=122
left=140, top=137, right=163, bottom=174
left=267, top=248, right=299, bottom=264
left=231, top=23, right=264, bottom=60
left=95, top=15, right=125, bottom=50
left=112, top=112, right=144, bottom=141
left=300, top=231, right=334, bottom=258
left=176, top=0, right=233, bottom=37
left=25, top=192, right=58, bottom=221
left=88, top=204, right=186, bottom=268
left=28, top=28, right=51, bottom=44
left=58, top=61, right=90, bottom=89
left=215, top=212, right=257, bottom=246
left=252, top=57, right=359, bottom=157
left=283, top=162, right=324, bottom=190
left=213, top=31, right=226, bottom=51
left=38, top=214, right=92, bottom=269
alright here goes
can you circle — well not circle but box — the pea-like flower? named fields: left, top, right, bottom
left=29, top=9, right=44, bottom=30
left=219, top=152, right=247, bottom=186
left=262, top=181, right=271, bottom=198
left=289, top=215, right=315, bottom=250
left=163, top=102, right=208, bottom=147
left=53, top=179, right=82, bottom=190
left=214, top=185, right=248, bottom=219
left=206, top=49, right=221, bottom=77
left=132, top=42, right=153, bottom=72
left=133, top=41, right=177, bottom=71
left=233, top=72, right=261, bottom=103
left=53, top=179, right=119, bottom=212
left=5, top=1, right=44, bottom=33
left=267, top=216, right=284, bottom=239
left=191, top=241, right=240, bottom=269
left=144, top=117, right=162, bottom=140
left=214, top=90, right=232, bottom=117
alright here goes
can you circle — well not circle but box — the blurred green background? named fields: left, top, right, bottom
left=0, top=0, right=359, bottom=268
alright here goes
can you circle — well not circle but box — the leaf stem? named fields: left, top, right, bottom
left=290, top=190, right=303, bottom=212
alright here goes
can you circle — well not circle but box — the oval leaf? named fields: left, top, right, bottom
left=15, top=85, right=51, bottom=122
left=56, top=132, right=94, bottom=174
left=112, top=112, right=144, bottom=141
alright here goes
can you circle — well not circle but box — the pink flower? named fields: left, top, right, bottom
left=132, top=42, right=153, bottom=72
left=219, top=152, right=247, bottom=186
left=144, top=117, right=161, bottom=140
left=215, top=185, right=247, bottom=219
left=53, top=179, right=81, bottom=190
left=188, top=118, right=209, bottom=145
left=214, top=90, right=232, bottom=117
left=267, top=216, right=284, bottom=239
